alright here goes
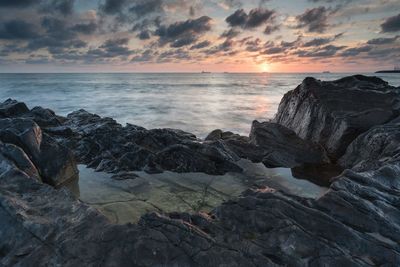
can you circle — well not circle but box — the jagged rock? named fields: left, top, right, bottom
left=2, top=76, right=400, bottom=266
left=0, top=142, right=40, bottom=181
left=0, top=118, right=78, bottom=187
left=249, top=121, right=329, bottom=168
left=205, top=129, right=245, bottom=142
left=60, top=110, right=242, bottom=175
left=339, top=121, right=400, bottom=172
left=206, top=121, right=330, bottom=169
left=274, top=75, right=400, bottom=160
left=0, top=98, right=29, bottom=117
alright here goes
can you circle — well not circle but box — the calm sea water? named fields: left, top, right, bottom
left=0, top=73, right=399, bottom=137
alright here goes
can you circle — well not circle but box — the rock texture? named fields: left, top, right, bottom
left=58, top=110, right=242, bottom=175
left=1, top=75, right=400, bottom=266
left=274, top=75, right=400, bottom=160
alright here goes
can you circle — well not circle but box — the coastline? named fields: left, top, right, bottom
left=1, top=74, right=400, bottom=265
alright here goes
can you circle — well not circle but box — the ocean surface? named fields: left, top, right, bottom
left=1, top=73, right=399, bottom=138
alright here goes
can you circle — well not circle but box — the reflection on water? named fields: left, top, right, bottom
left=76, top=160, right=329, bottom=224
left=1, top=73, right=399, bottom=138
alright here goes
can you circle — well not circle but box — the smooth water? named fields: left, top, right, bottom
left=1, top=73, right=399, bottom=137
left=77, top=160, right=328, bottom=224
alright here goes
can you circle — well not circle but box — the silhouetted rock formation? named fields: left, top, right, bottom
left=1, top=75, right=400, bottom=266
left=274, top=75, right=400, bottom=160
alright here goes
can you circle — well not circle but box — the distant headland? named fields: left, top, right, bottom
left=375, top=70, right=400, bottom=73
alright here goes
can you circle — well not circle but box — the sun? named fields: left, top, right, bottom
left=260, top=63, right=270, bottom=72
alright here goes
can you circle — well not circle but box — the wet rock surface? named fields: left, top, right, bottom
left=58, top=109, right=242, bottom=175
left=1, top=75, right=400, bottom=266
left=274, top=75, right=400, bottom=160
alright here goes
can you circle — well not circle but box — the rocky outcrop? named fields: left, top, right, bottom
left=339, top=121, right=400, bottom=172
left=274, top=75, right=400, bottom=160
left=2, top=75, right=400, bottom=266
left=249, top=121, right=329, bottom=168
left=0, top=118, right=78, bottom=187
left=205, top=121, right=330, bottom=169
left=55, top=109, right=242, bottom=175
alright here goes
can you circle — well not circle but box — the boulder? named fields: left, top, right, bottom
left=0, top=99, right=29, bottom=117
left=0, top=118, right=78, bottom=187
left=339, top=121, right=400, bottom=172
left=249, top=121, right=329, bottom=168
left=274, top=75, right=400, bottom=160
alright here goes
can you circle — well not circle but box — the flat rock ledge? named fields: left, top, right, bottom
left=1, top=75, right=400, bottom=266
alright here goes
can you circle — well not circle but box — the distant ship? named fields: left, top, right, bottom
left=201, top=71, right=211, bottom=74
left=322, top=71, right=331, bottom=74
left=376, top=65, right=400, bottom=73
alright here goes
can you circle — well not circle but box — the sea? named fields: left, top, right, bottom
left=1, top=73, right=399, bottom=138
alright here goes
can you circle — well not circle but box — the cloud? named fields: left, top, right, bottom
left=155, top=16, right=212, bottom=47
left=340, top=45, right=372, bottom=56
left=295, top=44, right=346, bottom=57
left=70, top=22, right=97, bottom=35
left=295, top=6, right=330, bottom=33
left=226, top=8, right=275, bottom=28
left=100, top=0, right=126, bottom=15
left=367, top=36, right=399, bottom=45
left=190, top=40, right=211, bottom=50
left=226, top=8, right=279, bottom=34
left=220, top=28, right=241, bottom=39
left=87, top=38, right=133, bottom=58
left=0, top=0, right=37, bottom=8
left=40, top=0, right=75, bottom=16
left=129, top=0, right=163, bottom=15
left=381, top=13, right=400, bottom=32
left=0, top=19, right=39, bottom=39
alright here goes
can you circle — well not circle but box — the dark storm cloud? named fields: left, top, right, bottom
left=0, top=19, right=39, bottom=40
left=381, top=14, right=400, bottom=33
left=129, top=0, right=163, bottom=15
left=0, top=0, right=36, bottom=8
left=70, top=22, right=97, bottom=35
left=155, top=16, right=212, bottom=47
left=137, top=30, right=151, bottom=40
left=100, top=0, right=126, bottom=14
left=226, top=8, right=275, bottom=29
left=40, top=0, right=75, bottom=16
left=367, top=36, right=399, bottom=45
left=296, top=6, right=330, bottom=33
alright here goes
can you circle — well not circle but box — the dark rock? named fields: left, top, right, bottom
left=249, top=121, right=329, bottom=168
left=22, top=106, right=65, bottom=128
left=274, top=75, right=400, bottom=160
left=0, top=99, right=29, bottom=117
left=0, top=142, right=40, bottom=181
left=205, top=129, right=246, bottom=142
left=339, top=121, right=400, bottom=172
left=0, top=118, right=78, bottom=187
left=291, top=163, right=343, bottom=186
left=60, top=110, right=242, bottom=175
left=2, top=76, right=400, bottom=266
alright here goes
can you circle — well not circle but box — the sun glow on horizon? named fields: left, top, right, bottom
left=260, top=63, right=270, bottom=73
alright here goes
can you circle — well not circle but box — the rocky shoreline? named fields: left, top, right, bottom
left=1, top=75, right=400, bottom=266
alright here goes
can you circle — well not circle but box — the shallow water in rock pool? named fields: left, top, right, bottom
left=74, top=160, right=329, bottom=224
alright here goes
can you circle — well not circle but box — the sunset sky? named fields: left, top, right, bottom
left=0, top=0, right=399, bottom=73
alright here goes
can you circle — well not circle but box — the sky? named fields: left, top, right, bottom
left=0, top=0, right=399, bottom=73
